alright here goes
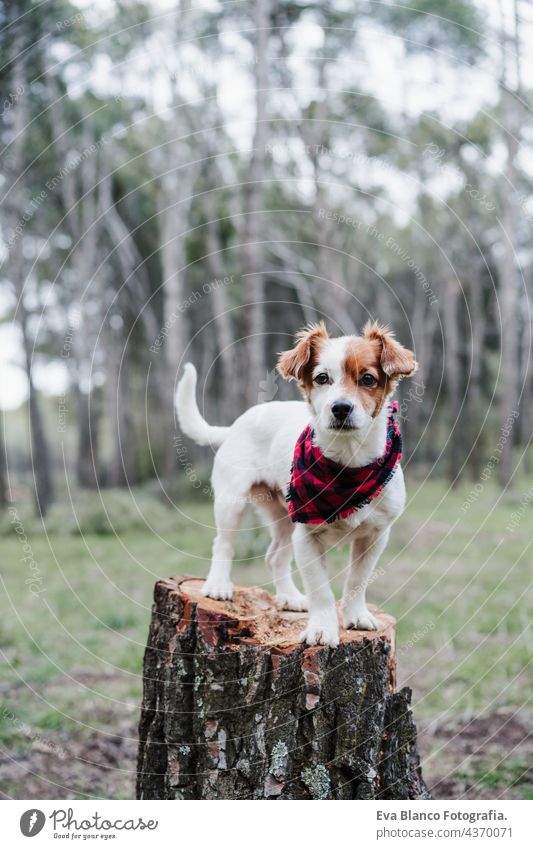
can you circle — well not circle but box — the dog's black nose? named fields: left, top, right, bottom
left=332, top=401, right=354, bottom=419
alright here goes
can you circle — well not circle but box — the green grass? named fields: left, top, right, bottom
left=457, top=758, right=532, bottom=798
left=0, top=477, right=531, bottom=755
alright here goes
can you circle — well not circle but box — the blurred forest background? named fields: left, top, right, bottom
left=0, top=0, right=532, bottom=801
left=1, top=0, right=533, bottom=511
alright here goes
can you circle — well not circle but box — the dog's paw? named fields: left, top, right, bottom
left=201, top=578, right=234, bottom=601
left=275, top=591, right=308, bottom=612
left=299, top=619, right=340, bottom=648
left=341, top=607, right=379, bottom=631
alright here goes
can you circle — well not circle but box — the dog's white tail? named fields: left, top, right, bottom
left=175, top=363, right=230, bottom=448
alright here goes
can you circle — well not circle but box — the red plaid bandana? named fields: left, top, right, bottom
left=287, top=401, right=402, bottom=525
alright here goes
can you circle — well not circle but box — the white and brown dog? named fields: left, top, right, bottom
left=175, top=321, right=417, bottom=647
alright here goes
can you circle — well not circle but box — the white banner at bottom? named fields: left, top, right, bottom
left=4, top=799, right=529, bottom=848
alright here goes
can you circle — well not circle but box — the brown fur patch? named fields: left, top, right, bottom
left=277, top=322, right=328, bottom=397
left=343, top=337, right=389, bottom=417
left=362, top=320, right=418, bottom=380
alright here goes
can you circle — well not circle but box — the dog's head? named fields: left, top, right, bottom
left=277, top=321, right=417, bottom=434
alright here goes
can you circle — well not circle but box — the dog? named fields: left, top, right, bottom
left=175, top=321, right=417, bottom=646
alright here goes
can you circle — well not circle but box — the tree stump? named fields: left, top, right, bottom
left=136, top=576, right=431, bottom=800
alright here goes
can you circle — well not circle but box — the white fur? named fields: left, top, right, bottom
left=175, top=340, right=407, bottom=647
left=175, top=363, right=230, bottom=448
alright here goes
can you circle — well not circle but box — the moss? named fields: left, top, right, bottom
left=301, top=764, right=331, bottom=799
left=269, top=740, right=288, bottom=777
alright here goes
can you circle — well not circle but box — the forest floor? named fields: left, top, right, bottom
left=1, top=477, right=531, bottom=800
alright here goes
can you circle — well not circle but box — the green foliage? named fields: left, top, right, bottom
left=376, top=0, right=485, bottom=59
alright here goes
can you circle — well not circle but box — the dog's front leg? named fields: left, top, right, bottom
left=292, top=524, right=339, bottom=647
left=202, top=497, right=246, bottom=601
left=341, top=527, right=390, bottom=630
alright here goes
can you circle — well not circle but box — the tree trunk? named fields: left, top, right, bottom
left=443, top=278, right=462, bottom=486
left=156, top=167, right=195, bottom=482
left=464, top=264, right=486, bottom=480
left=137, top=577, right=431, bottom=800
left=104, top=328, right=136, bottom=488
left=44, top=65, right=102, bottom=490
left=7, top=39, right=54, bottom=516
left=408, top=286, right=437, bottom=466
left=518, top=295, right=532, bottom=472
left=204, top=186, right=238, bottom=421
left=497, top=3, right=521, bottom=487
left=74, top=384, right=100, bottom=489
left=497, top=120, right=519, bottom=487
left=0, top=425, right=7, bottom=505
left=21, top=310, right=54, bottom=516
left=242, top=0, right=270, bottom=406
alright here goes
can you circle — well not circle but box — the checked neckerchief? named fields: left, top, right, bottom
left=287, top=401, right=402, bottom=525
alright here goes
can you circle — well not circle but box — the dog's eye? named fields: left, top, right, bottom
left=359, top=373, right=377, bottom=387
left=314, top=372, right=330, bottom=385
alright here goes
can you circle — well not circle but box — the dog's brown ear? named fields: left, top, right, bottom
left=363, top=320, right=418, bottom=379
left=277, top=322, right=329, bottom=382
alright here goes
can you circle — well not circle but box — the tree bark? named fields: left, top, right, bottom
left=7, top=35, right=54, bottom=516
left=44, top=64, right=103, bottom=489
left=19, top=306, right=54, bottom=516
left=242, top=0, right=270, bottom=406
left=137, top=577, right=431, bottom=800
left=497, top=110, right=519, bottom=487
left=518, top=294, right=532, bottom=471
left=156, top=162, right=197, bottom=482
left=464, top=263, right=487, bottom=481
left=204, top=185, right=238, bottom=421
left=104, top=330, right=136, bottom=488
left=407, top=283, right=437, bottom=466
left=497, top=1, right=521, bottom=487
left=443, top=277, right=462, bottom=486
left=0, top=425, right=7, bottom=505
left=74, top=383, right=100, bottom=489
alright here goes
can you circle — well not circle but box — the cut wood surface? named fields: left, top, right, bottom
left=137, top=576, right=431, bottom=800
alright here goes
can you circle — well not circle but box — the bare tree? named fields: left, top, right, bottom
left=43, top=64, right=101, bottom=488
left=518, top=286, right=532, bottom=469
left=5, top=35, right=54, bottom=516
left=443, top=276, right=462, bottom=485
left=103, top=315, right=135, bottom=487
left=98, top=166, right=167, bottom=486
left=497, top=0, right=522, bottom=486
left=241, top=0, right=270, bottom=405
left=464, top=259, right=488, bottom=480
left=204, top=178, right=238, bottom=419
left=154, top=152, right=199, bottom=480
left=0, top=424, right=7, bottom=505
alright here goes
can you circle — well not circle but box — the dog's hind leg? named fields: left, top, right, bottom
left=267, top=521, right=308, bottom=611
left=251, top=485, right=308, bottom=611
left=202, top=492, right=247, bottom=601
